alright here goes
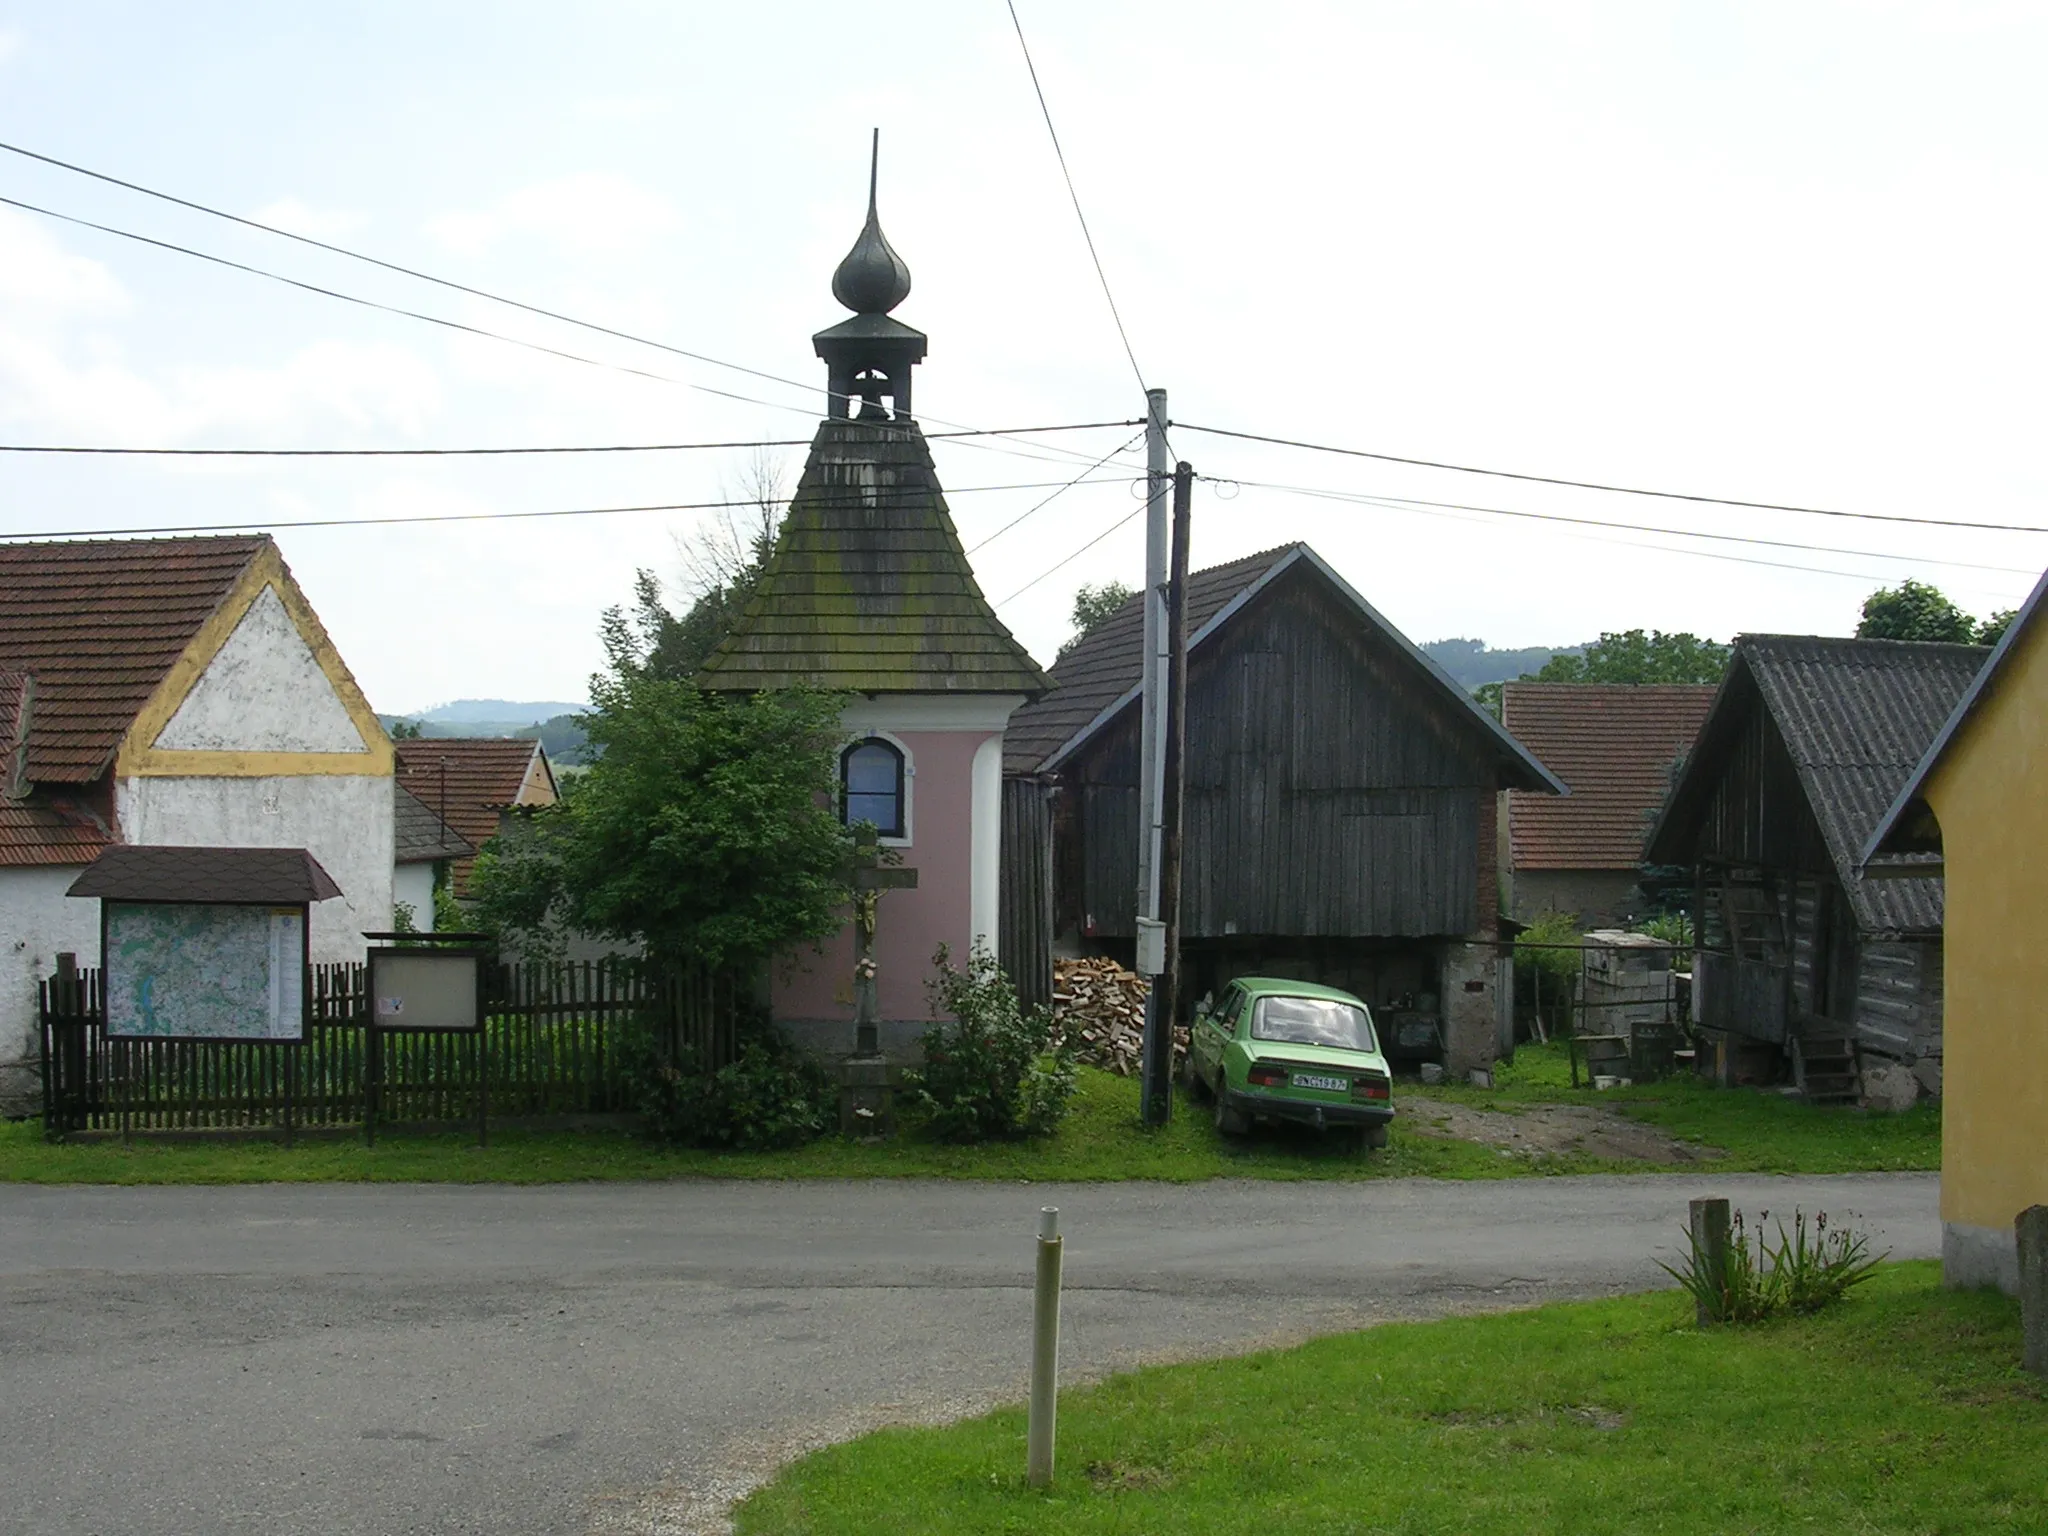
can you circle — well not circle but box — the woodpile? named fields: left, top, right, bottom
left=1052, top=957, right=1151, bottom=1076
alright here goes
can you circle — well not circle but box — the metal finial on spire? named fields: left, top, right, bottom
left=831, top=129, right=912, bottom=316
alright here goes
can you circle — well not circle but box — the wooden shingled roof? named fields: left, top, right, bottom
left=698, top=418, right=1050, bottom=696
left=0, top=536, right=270, bottom=783
left=1502, top=683, right=1718, bottom=871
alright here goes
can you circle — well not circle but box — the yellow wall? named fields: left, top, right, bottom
left=1925, top=613, right=2048, bottom=1236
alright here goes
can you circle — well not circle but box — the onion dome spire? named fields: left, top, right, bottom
left=831, top=130, right=912, bottom=315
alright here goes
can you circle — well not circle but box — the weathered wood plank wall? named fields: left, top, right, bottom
left=998, top=777, right=1054, bottom=1010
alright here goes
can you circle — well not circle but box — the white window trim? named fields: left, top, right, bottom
left=841, top=729, right=914, bottom=848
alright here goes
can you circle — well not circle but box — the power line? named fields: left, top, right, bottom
left=995, top=502, right=1146, bottom=606
left=1222, top=476, right=2041, bottom=576
left=0, top=421, right=1139, bottom=458
left=1003, top=1, right=1151, bottom=397
left=1177, top=421, right=2048, bottom=536
left=0, top=475, right=1134, bottom=542
left=967, top=430, right=1145, bottom=554
left=0, top=139, right=1150, bottom=476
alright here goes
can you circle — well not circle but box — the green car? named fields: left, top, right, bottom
left=1183, top=977, right=1395, bottom=1149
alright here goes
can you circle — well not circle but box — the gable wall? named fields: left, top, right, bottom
left=1922, top=607, right=2048, bottom=1291
left=1067, top=570, right=1493, bottom=940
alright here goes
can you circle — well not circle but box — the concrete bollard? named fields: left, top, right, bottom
left=2019, top=1205, right=2047, bottom=1379
left=1027, top=1206, right=1063, bottom=1487
left=1689, top=1197, right=1732, bottom=1326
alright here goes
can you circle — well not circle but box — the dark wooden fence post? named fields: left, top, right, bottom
left=1689, top=1197, right=1732, bottom=1325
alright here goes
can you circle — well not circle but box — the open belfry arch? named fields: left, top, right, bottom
left=118, top=542, right=389, bottom=777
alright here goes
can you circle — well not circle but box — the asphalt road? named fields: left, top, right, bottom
left=0, top=1172, right=1938, bottom=1535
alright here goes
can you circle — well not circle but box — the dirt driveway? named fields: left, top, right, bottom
left=1404, top=1094, right=1721, bottom=1163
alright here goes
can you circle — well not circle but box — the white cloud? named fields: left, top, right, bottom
left=424, top=172, right=682, bottom=259
left=0, top=208, right=129, bottom=314
left=0, top=30, right=22, bottom=66
left=575, top=95, right=672, bottom=122
left=251, top=198, right=367, bottom=241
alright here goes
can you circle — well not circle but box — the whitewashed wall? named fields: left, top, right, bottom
left=0, top=865, right=100, bottom=1112
left=393, top=863, right=437, bottom=933
left=116, top=775, right=395, bottom=961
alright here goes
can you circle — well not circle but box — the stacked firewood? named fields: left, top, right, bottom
left=1051, top=957, right=1152, bottom=1076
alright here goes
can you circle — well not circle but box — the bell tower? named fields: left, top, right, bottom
left=813, top=131, right=927, bottom=421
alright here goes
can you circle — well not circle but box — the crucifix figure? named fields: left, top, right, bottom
left=850, top=852, right=918, bottom=1058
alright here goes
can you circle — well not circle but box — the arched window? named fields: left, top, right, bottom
left=841, top=737, right=906, bottom=839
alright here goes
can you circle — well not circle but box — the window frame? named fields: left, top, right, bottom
left=839, top=735, right=909, bottom=842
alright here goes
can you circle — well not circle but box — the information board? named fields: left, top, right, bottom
left=369, top=948, right=486, bottom=1032
left=104, top=901, right=306, bottom=1041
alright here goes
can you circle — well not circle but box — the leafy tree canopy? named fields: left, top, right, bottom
left=1856, top=579, right=1979, bottom=645
left=1531, top=629, right=1731, bottom=685
left=1059, top=580, right=1135, bottom=658
left=470, top=603, right=854, bottom=971
left=1975, top=607, right=2017, bottom=649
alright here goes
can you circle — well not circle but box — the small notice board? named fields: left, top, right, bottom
left=367, top=947, right=489, bottom=1033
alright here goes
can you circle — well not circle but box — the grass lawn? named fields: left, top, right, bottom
left=736, top=1263, right=2041, bottom=1536
left=0, top=1046, right=1938, bottom=1184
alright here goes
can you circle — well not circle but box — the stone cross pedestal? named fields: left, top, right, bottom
left=837, top=862, right=917, bottom=1136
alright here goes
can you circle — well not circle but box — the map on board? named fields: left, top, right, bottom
left=104, top=902, right=306, bottom=1041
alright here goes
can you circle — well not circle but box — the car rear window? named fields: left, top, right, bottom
left=1250, top=995, right=1376, bottom=1052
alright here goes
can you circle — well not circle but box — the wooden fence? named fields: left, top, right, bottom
left=37, top=956, right=744, bottom=1139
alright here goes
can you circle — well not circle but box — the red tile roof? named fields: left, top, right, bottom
left=0, top=536, right=269, bottom=783
left=393, top=738, right=555, bottom=895
left=1503, top=684, right=1717, bottom=870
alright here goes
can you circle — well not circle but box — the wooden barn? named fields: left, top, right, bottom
left=1644, top=634, right=1985, bottom=1098
left=1000, top=543, right=1563, bottom=1073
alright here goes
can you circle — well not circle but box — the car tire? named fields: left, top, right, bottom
left=1363, top=1123, right=1389, bottom=1151
left=1213, top=1088, right=1249, bottom=1138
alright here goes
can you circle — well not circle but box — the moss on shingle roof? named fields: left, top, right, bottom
left=698, top=417, right=1052, bottom=696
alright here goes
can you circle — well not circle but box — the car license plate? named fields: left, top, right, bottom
left=1291, top=1073, right=1348, bottom=1092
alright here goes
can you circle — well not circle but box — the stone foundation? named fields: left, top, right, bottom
left=1944, top=1220, right=2020, bottom=1295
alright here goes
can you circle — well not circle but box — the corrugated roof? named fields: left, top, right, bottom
left=698, top=417, right=1051, bottom=696
left=1652, top=634, right=1986, bottom=935
left=394, top=738, right=553, bottom=895
left=1503, top=684, right=1717, bottom=870
left=1866, top=564, right=2048, bottom=868
left=67, top=844, right=343, bottom=903
left=0, top=536, right=268, bottom=783
left=1002, top=546, right=1297, bottom=775
left=394, top=783, right=475, bottom=865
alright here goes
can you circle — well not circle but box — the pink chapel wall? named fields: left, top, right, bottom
left=770, top=727, right=989, bottom=1055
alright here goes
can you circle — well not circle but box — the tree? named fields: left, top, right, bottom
left=469, top=602, right=854, bottom=971
left=1856, top=580, right=1977, bottom=644
left=1529, top=630, right=1731, bottom=685
left=1059, top=580, right=1135, bottom=658
left=628, top=449, right=790, bottom=682
left=1977, top=608, right=2018, bottom=648
left=388, top=718, right=424, bottom=740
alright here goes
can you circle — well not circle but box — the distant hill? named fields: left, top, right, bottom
left=1423, top=638, right=1584, bottom=692
left=378, top=708, right=592, bottom=763
left=412, top=699, right=584, bottom=727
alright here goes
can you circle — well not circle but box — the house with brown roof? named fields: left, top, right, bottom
left=1002, top=542, right=1563, bottom=1074
left=1645, top=634, right=1987, bottom=1099
left=0, top=534, right=397, bottom=1106
left=392, top=737, right=556, bottom=901
left=1499, top=683, right=1718, bottom=927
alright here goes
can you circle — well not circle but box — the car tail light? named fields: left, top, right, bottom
left=1353, top=1075, right=1391, bottom=1101
left=1246, top=1065, right=1289, bottom=1088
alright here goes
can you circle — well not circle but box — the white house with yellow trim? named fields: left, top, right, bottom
left=0, top=534, right=395, bottom=1105
left=1867, top=568, right=2048, bottom=1294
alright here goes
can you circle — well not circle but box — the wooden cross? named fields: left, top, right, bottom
left=850, top=861, right=917, bottom=1057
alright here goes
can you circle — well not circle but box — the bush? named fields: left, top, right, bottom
left=908, top=944, right=1078, bottom=1142
left=619, top=1011, right=833, bottom=1151
left=1662, top=1208, right=1885, bottom=1324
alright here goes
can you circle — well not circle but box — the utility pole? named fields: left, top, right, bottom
left=1136, top=388, right=1170, bottom=933
left=1140, top=461, right=1192, bottom=1126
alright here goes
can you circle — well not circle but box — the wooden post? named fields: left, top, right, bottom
left=1144, top=461, right=1193, bottom=1127
left=2019, top=1205, right=2048, bottom=1379
left=1689, top=1197, right=1732, bottom=1325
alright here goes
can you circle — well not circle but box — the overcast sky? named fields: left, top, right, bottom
left=1, top=2, right=2043, bottom=715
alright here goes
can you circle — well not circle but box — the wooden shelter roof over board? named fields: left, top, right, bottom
left=697, top=418, right=1050, bottom=697
left=1647, top=634, right=1986, bottom=935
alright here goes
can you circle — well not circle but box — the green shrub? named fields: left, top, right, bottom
left=908, top=944, right=1077, bottom=1142
left=619, top=1012, right=833, bottom=1151
left=1662, top=1207, right=1885, bottom=1324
